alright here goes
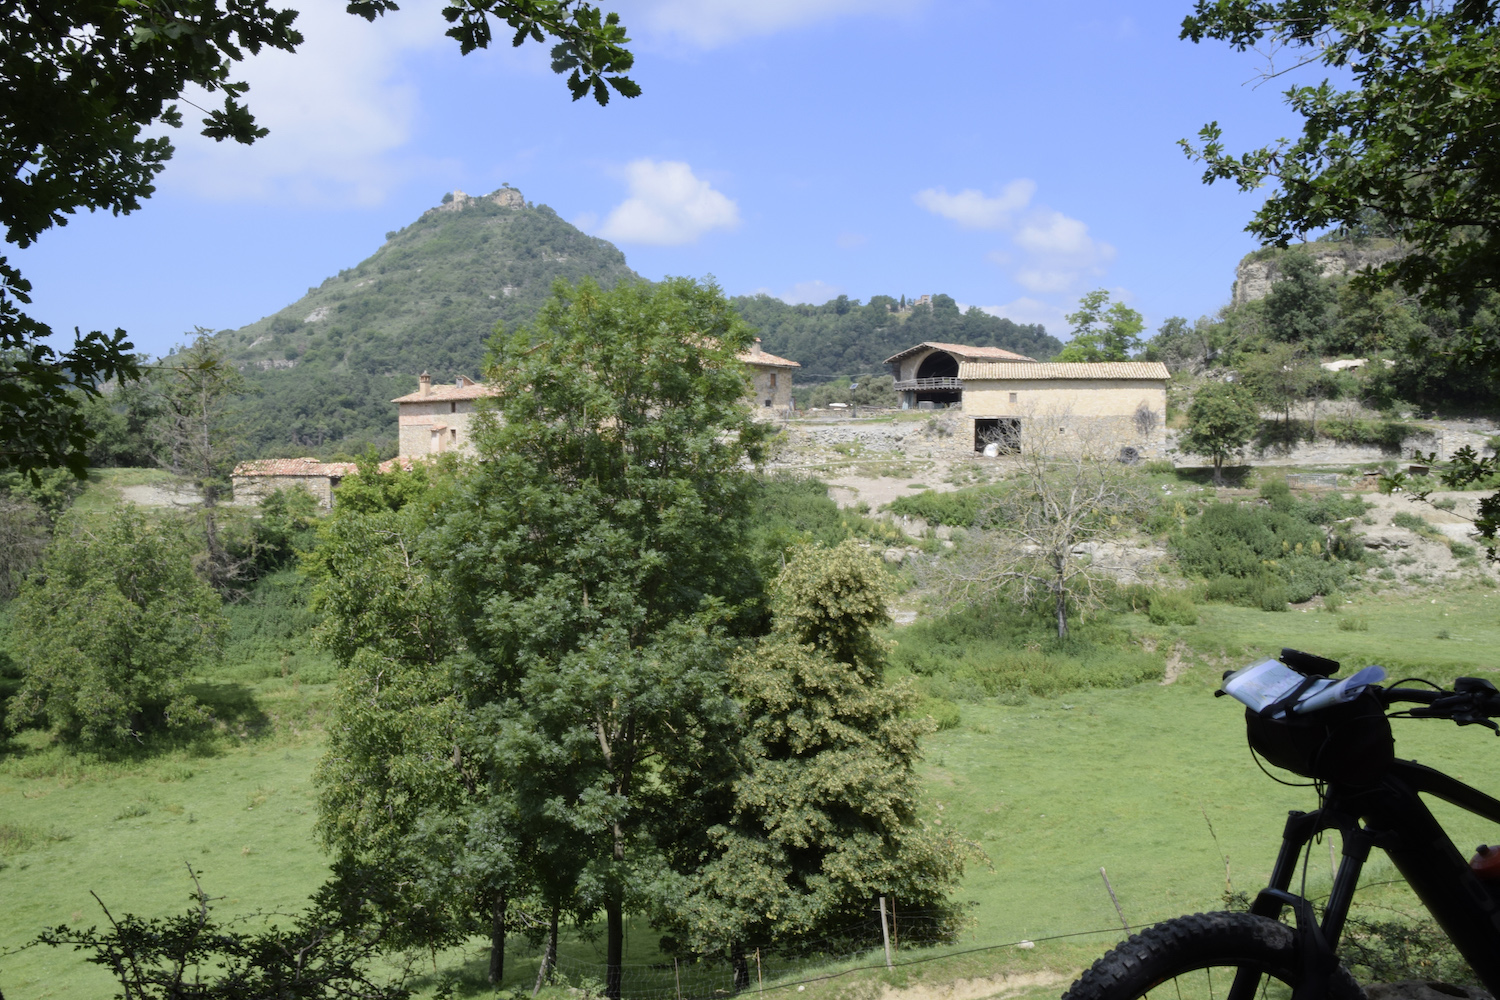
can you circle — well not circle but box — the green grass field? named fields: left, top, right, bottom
left=3, top=539, right=1499, bottom=996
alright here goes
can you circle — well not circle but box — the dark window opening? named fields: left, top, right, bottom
left=450, top=402, right=457, bottom=413
left=975, top=417, right=1021, bottom=454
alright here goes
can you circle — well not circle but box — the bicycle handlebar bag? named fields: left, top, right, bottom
left=1244, top=689, right=1394, bottom=784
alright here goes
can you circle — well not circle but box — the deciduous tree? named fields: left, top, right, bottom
left=1055, top=289, right=1145, bottom=362
left=1180, top=380, right=1260, bottom=486
left=929, top=420, right=1148, bottom=637
left=10, top=505, right=224, bottom=747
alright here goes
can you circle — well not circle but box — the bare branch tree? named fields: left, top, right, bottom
left=928, top=412, right=1149, bottom=638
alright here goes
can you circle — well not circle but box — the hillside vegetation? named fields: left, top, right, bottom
left=213, top=188, right=639, bottom=457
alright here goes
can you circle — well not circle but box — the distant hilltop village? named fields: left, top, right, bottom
left=427, top=185, right=526, bottom=215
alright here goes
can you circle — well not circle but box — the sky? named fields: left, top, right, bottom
left=13, top=0, right=1324, bottom=360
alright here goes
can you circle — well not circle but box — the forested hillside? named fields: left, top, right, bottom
left=734, top=293, right=1061, bottom=379
left=214, top=188, right=639, bottom=457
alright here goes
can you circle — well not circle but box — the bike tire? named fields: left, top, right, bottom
left=1062, top=912, right=1367, bottom=1000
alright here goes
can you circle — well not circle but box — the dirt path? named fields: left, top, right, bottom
left=877, top=970, right=1070, bottom=1000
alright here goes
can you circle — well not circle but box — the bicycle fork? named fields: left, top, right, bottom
left=1228, top=807, right=1369, bottom=1000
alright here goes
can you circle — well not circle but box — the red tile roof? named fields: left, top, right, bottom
left=232, top=458, right=359, bottom=477
left=391, top=382, right=499, bottom=403
left=739, top=348, right=800, bottom=369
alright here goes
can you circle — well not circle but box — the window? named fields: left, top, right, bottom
left=770, top=372, right=778, bottom=391
left=451, top=402, right=457, bottom=413
left=1009, top=392, right=1018, bottom=403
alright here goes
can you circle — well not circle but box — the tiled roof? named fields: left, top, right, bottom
left=739, top=348, right=800, bottom=369
left=233, top=458, right=359, bottom=477
left=391, top=382, right=499, bottom=403
left=958, top=361, right=1171, bottom=381
left=883, top=342, right=1037, bottom=365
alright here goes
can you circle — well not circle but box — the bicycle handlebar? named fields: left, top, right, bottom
left=1378, top=679, right=1500, bottom=732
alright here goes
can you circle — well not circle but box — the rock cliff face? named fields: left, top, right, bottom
left=1233, top=241, right=1406, bottom=306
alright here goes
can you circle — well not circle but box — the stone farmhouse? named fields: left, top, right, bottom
left=886, top=343, right=1169, bottom=458
left=392, top=372, right=492, bottom=458
left=232, top=343, right=801, bottom=505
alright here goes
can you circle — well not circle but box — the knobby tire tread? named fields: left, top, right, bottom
left=1062, top=912, right=1366, bottom=1000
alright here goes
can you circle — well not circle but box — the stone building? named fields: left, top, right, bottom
left=957, top=361, right=1170, bottom=458
left=391, top=372, right=496, bottom=459
left=740, top=339, right=799, bottom=416
left=231, top=457, right=360, bottom=508
left=886, top=342, right=1037, bottom=408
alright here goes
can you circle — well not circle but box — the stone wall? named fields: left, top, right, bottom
left=397, top=398, right=481, bottom=457
left=960, top=379, right=1168, bottom=457
left=747, top=366, right=795, bottom=417
left=232, top=474, right=338, bottom=508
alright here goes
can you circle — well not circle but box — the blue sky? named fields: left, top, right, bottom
left=15, top=0, right=1319, bottom=360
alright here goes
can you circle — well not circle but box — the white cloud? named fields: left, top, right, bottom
left=914, top=180, right=1035, bottom=230
left=1009, top=210, right=1115, bottom=292
left=597, top=160, right=740, bottom=245
left=162, top=2, right=447, bottom=205
left=626, top=0, right=923, bottom=48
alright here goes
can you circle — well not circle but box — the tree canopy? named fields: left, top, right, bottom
left=1181, top=0, right=1500, bottom=308
left=1054, top=289, right=1144, bottom=362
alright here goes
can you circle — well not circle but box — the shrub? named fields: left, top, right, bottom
left=1339, top=615, right=1370, bottom=631
left=1143, top=460, right=1177, bottom=475
left=891, top=596, right=1164, bottom=698
left=8, top=507, right=225, bottom=747
left=1147, top=590, right=1199, bottom=626
left=886, top=484, right=1003, bottom=526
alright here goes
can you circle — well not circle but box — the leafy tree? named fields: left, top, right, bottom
left=1180, top=381, right=1260, bottom=485
left=1330, top=282, right=1422, bottom=357
left=1054, top=289, right=1145, bottom=362
left=1237, top=343, right=1317, bottom=434
left=1181, top=1, right=1500, bottom=309
left=9, top=506, right=224, bottom=747
left=658, top=542, right=969, bottom=976
left=1143, top=315, right=1224, bottom=373
left=1262, top=251, right=1337, bottom=345
left=3, top=1, right=637, bottom=478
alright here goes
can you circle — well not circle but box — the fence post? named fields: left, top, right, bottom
left=878, top=896, right=893, bottom=969
left=755, top=947, right=763, bottom=994
left=890, top=897, right=898, bottom=952
left=675, top=957, right=682, bottom=1000
left=1100, top=867, right=1130, bottom=934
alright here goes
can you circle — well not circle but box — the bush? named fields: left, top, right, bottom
left=8, top=507, right=226, bottom=747
left=886, top=484, right=1002, bottom=526
left=1173, top=493, right=1369, bottom=609
left=1147, top=590, right=1199, bottom=626
left=891, top=596, right=1164, bottom=698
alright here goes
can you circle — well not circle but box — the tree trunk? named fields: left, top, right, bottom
left=1055, top=587, right=1068, bottom=639
left=731, top=945, right=750, bottom=992
left=1212, top=454, right=1225, bottom=487
left=488, top=887, right=508, bottom=985
left=606, top=820, right=625, bottom=1000
left=534, top=902, right=559, bottom=995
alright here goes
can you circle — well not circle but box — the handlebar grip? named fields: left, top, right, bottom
left=1281, top=648, right=1340, bottom=677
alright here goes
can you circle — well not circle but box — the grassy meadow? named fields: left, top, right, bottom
left=3, top=474, right=1500, bottom=998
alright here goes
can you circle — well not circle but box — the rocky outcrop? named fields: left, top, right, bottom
left=1233, top=241, right=1407, bottom=306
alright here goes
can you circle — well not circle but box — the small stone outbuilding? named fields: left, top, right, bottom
left=231, top=458, right=359, bottom=508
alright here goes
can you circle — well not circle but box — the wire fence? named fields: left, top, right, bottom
left=511, top=909, right=1145, bottom=1000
